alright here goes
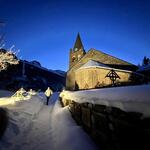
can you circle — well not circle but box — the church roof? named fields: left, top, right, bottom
left=73, top=33, right=84, bottom=50
left=69, top=48, right=138, bottom=72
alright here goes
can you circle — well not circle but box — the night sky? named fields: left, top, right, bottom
left=0, top=0, right=150, bottom=71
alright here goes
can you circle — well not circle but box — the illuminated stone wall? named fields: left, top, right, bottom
left=75, top=67, right=132, bottom=90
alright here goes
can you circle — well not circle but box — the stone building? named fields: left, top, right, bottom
left=66, top=33, right=143, bottom=90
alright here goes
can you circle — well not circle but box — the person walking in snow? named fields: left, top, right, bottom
left=45, top=87, right=53, bottom=105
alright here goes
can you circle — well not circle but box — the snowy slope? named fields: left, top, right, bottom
left=0, top=91, right=98, bottom=150
left=60, top=85, right=150, bottom=117
left=24, top=60, right=66, bottom=77
left=53, top=70, right=66, bottom=77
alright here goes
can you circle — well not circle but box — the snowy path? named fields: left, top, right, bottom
left=0, top=92, right=98, bottom=150
left=21, top=93, right=59, bottom=150
left=20, top=106, right=54, bottom=150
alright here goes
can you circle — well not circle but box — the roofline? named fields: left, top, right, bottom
left=76, top=65, right=144, bottom=77
left=77, top=64, right=132, bottom=73
left=88, top=48, right=137, bottom=67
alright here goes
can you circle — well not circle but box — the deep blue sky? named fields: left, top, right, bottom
left=0, top=0, right=150, bottom=71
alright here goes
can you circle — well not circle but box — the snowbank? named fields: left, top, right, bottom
left=60, top=85, right=150, bottom=117
left=0, top=95, right=44, bottom=150
left=0, top=89, right=32, bottom=106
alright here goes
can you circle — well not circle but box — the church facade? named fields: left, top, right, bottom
left=66, top=34, right=142, bottom=90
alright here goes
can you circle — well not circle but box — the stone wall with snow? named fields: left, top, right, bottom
left=60, top=85, right=150, bottom=150
left=60, top=85, right=150, bottom=117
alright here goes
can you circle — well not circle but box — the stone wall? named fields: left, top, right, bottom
left=60, top=98, right=150, bottom=150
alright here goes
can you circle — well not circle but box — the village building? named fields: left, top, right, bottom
left=66, top=33, right=143, bottom=90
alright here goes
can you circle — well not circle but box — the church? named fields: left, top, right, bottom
left=66, top=33, right=143, bottom=90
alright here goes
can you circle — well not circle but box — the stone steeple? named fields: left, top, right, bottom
left=69, top=33, right=86, bottom=69
left=73, top=33, right=84, bottom=51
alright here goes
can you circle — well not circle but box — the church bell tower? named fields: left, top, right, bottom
left=69, top=33, right=86, bottom=69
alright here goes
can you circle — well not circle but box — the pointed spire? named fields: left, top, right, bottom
left=73, top=33, right=84, bottom=51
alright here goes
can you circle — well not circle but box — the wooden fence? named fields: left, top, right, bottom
left=60, top=98, right=150, bottom=150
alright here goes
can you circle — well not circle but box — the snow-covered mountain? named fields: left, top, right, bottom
left=51, top=70, right=66, bottom=77
left=0, top=49, right=66, bottom=92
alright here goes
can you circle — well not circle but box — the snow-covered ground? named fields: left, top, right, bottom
left=0, top=91, right=98, bottom=150
left=60, top=85, right=150, bottom=117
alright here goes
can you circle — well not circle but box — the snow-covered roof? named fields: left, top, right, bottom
left=79, top=60, right=108, bottom=69
left=77, top=59, right=133, bottom=73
